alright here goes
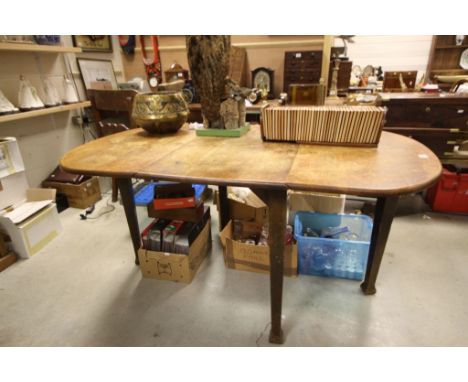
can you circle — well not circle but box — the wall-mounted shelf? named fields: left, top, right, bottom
left=0, top=101, right=91, bottom=124
left=435, top=44, right=468, bottom=49
left=0, top=42, right=82, bottom=54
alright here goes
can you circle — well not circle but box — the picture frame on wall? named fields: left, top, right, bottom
left=72, top=35, right=113, bottom=53
left=76, top=58, right=118, bottom=91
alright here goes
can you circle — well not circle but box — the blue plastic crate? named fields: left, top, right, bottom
left=134, top=182, right=206, bottom=206
left=294, top=212, right=373, bottom=281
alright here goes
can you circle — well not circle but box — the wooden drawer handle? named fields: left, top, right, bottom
left=425, top=106, right=431, bottom=113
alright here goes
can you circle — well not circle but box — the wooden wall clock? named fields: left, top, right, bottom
left=251, top=67, right=274, bottom=99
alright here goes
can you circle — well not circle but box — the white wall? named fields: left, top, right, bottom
left=335, top=35, right=432, bottom=80
left=0, top=35, right=124, bottom=187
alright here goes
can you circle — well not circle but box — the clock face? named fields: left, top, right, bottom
left=254, top=71, right=270, bottom=92
left=149, top=77, right=159, bottom=88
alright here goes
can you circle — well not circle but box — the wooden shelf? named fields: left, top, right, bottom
left=436, top=44, right=468, bottom=49
left=0, top=101, right=91, bottom=124
left=431, top=69, right=468, bottom=73
left=0, top=42, right=82, bottom=54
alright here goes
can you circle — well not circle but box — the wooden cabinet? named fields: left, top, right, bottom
left=283, top=50, right=322, bottom=94
left=426, top=35, right=468, bottom=91
left=381, top=92, right=468, bottom=162
left=328, top=59, right=352, bottom=92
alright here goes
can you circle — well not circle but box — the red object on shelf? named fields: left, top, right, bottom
left=426, top=168, right=468, bottom=214
left=153, top=196, right=196, bottom=210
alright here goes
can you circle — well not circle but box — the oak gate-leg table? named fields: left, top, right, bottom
left=61, top=125, right=441, bottom=344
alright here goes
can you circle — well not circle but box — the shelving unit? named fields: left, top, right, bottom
left=0, top=42, right=82, bottom=54
left=426, top=35, right=468, bottom=90
left=0, top=40, right=88, bottom=125
left=0, top=102, right=91, bottom=124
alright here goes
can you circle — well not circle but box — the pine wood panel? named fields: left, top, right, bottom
left=0, top=101, right=91, bottom=124
left=61, top=124, right=441, bottom=197
left=0, top=42, right=82, bottom=53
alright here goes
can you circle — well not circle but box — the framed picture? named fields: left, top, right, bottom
left=72, top=35, right=113, bottom=52
left=77, top=58, right=118, bottom=91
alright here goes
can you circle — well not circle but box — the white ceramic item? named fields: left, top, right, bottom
left=460, top=48, right=468, bottom=70
left=0, top=89, right=19, bottom=115
left=18, top=76, right=44, bottom=111
left=63, top=76, right=79, bottom=104
left=43, top=78, right=62, bottom=107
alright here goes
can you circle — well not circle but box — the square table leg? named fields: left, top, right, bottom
left=116, top=177, right=141, bottom=265
left=256, top=188, right=288, bottom=344
left=361, top=195, right=399, bottom=295
left=218, top=185, right=230, bottom=231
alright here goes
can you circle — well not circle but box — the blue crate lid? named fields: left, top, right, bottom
left=134, top=182, right=206, bottom=206
left=294, top=211, right=373, bottom=243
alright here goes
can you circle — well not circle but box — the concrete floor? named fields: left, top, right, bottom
left=1, top=187, right=468, bottom=346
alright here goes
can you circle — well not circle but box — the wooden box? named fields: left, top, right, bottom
left=289, top=83, right=326, bottom=105
left=382, top=71, right=417, bottom=92
left=260, top=105, right=386, bottom=147
left=42, top=176, right=101, bottom=209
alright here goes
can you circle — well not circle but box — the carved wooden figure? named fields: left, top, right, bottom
left=186, top=35, right=231, bottom=129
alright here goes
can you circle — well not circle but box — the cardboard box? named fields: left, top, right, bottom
left=0, top=232, right=9, bottom=256
left=138, top=218, right=212, bottom=284
left=288, top=191, right=345, bottom=214
left=0, top=137, right=25, bottom=178
left=147, top=199, right=204, bottom=222
left=0, top=137, right=28, bottom=211
left=215, top=188, right=268, bottom=228
left=0, top=189, right=62, bottom=259
left=0, top=252, right=17, bottom=273
left=219, top=220, right=297, bottom=277
left=0, top=171, right=30, bottom=211
left=42, top=176, right=101, bottom=209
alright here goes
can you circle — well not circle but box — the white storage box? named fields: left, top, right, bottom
left=0, top=188, right=62, bottom=259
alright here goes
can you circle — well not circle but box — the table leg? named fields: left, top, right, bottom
left=361, top=195, right=399, bottom=295
left=116, top=177, right=141, bottom=265
left=265, top=188, right=287, bottom=344
left=218, top=185, right=230, bottom=231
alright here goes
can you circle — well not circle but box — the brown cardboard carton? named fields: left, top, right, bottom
left=138, top=218, right=211, bottom=284
left=42, top=176, right=101, bottom=209
left=0, top=252, right=17, bottom=273
left=0, top=232, right=8, bottom=257
left=215, top=188, right=268, bottom=229
left=288, top=191, right=345, bottom=214
left=147, top=199, right=204, bottom=222
left=219, top=220, right=297, bottom=277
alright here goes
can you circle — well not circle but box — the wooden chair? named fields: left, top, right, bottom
left=87, top=89, right=138, bottom=202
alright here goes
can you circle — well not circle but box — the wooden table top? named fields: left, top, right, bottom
left=60, top=125, right=442, bottom=197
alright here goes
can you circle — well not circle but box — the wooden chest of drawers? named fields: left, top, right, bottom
left=283, top=50, right=322, bottom=94
left=380, top=92, right=468, bottom=161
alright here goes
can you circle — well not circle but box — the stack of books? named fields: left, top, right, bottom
left=261, top=105, right=386, bottom=146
